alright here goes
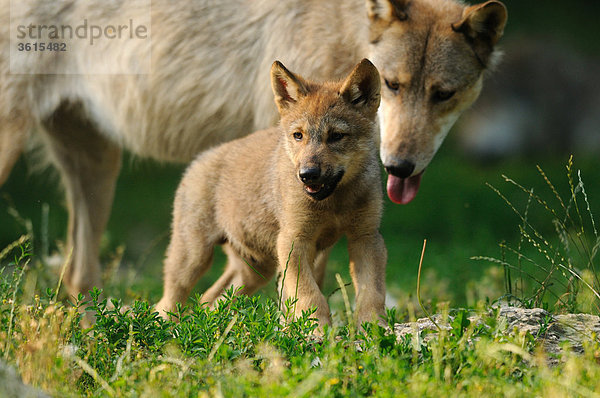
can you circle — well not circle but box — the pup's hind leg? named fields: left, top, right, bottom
left=42, top=103, right=121, bottom=299
left=155, top=188, right=222, bottom=316
left=201, top=244, right=274, bottom=304
left=156, top=233, right=216, bottom=317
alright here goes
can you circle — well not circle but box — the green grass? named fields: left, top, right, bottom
left=474, top=156, right=600, bottom=313
left=1, top=242, right=600, bottom=397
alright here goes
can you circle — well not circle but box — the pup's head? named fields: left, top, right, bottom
left=366, top=0, right=507, bottom=204
left=271, top=59, right=381, bottom=201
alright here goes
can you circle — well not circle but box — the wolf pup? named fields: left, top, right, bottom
left=156, top=59, right=385, bottom=328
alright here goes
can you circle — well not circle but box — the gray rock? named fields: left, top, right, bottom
left=393, top=306, right=600, bottom=361
left=0, top=360, right=49, bottom=398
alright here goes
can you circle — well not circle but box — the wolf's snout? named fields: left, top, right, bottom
left=384, top=160, right=415, bottom=178
left=299, top=166, right=321, bottom=183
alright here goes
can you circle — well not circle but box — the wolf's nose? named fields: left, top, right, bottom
left=299, top=167, right=321, bottom=183
left=385, top=160, right=415, bottom=178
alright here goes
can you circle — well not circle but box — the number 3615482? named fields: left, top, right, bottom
left=17, top=42, right=67, bottom=52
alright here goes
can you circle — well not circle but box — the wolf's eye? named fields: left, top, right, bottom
left=432, top=90, right=455, bottom=102
left=328, top=131, right=345, bottom=143
left=385, top=79, right=400, bottom=92
left=293, top=131, right=303, bottom=141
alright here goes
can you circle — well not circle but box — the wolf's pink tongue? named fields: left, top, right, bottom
left=386, top=173, right=423, bottom=204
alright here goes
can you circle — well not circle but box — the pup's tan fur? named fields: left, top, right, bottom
left=0, top=0, right=506, bottom=297
left=156, top=60, right=385, bottom=327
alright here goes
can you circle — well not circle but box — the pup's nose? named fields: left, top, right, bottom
left=299, top=166, right=321, bottom=183
left=385, top=160, right=415, bottom=178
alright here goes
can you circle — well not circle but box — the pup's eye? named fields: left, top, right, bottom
left=432, top=90, right=455, bottom=102
left=328, top=131, right=345, bottom=143
left=293, top=131, right=303, bottom=141
left=385, top=79, right=400, bottom=92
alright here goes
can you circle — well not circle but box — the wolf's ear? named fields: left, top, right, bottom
left=366, top=0, right=409, bottom=22
left=366, top=0, right=409, bottom=43
left=452, top=1, right=507, bottom=67
left=340, top=59, right=381, bottom=116
left=271, top=61, right=309, bottom=113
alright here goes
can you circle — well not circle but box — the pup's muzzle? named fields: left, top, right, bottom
left=298, top=166, right=344, bottom=201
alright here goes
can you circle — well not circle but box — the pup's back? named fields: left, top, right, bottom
left=176, top=127, right=282, bottom=265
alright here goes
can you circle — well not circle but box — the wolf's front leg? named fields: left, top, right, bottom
left=347, top=231, right=387, bottom=327
left=277, top=235, right=331, bottom=329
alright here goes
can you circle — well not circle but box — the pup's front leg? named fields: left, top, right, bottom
left=277, top=235, right=331, bottom=329
left=348, top=231, right=387, bottom=327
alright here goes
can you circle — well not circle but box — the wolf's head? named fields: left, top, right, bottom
left=366, top=0, right=507, bottom=204
left=271, top=59, right=381, bottom=201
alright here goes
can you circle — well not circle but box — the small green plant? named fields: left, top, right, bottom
left=0, top=235, right=32, bottom=360
left=474, top=156, right=599, bottom=313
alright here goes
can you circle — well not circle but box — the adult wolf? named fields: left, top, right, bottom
left=0, top=0, right=507, bottom=298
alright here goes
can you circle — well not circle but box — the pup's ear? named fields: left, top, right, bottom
left=366, top=0, right=409, bottom=22
left=271, top=61, right=309, bottom=113
left=452, top=1, right=507, bottom=67
left=340, top=59, right=381, bottom=116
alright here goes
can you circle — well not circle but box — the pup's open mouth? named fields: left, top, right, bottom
left=303, top=172, right=344, bottom=201
left=305, top=184, right=324, bottom=194
left=386, top=171, right=424, bottom=205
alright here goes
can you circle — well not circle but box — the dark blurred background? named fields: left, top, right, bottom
left=1, top=0, right=599, bottom=309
